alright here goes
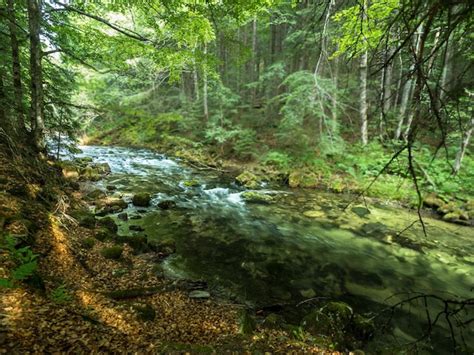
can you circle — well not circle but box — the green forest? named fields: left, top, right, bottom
left=0, top=0, right=473, bottom=353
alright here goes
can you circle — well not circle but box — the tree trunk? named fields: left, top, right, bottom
left=192, top=48, right=200, bottom=102
left=7, top=0, right=26, bottom=133
left=394, top=24, right=423, bottom=140
left=359, top=0, right=369, bottom=145
left=202, top=43, right=209, bottom=121
left=27, top=0, right=45, bottom=151
left=379, top=46, right=393, bottom=137
left=360, top=50, right=369, bottom=145
left=453, top=117, right=473, bottom=175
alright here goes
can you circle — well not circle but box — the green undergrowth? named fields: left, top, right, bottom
left=85, top=113, right=473, bottom=205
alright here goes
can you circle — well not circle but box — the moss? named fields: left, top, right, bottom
left=95, top=227, right=114, bottom=241
left=81, top=237, right=95, bottom=249
left=97, top=217, right=118, bottom=233
left=100, top=246, right=123, bottom=260
left=238, top=309, right=256, bottom=335
left=236, top=171, right=260, bottom=189
left=241, top=191, right=274, bottom=204
left=71, top=209, right=96, bottom=229
left=288, top=170, right=319, bottom=188
left=183, top=179, right=200, bottom=187
left=114, top=234, right=150, bottom=253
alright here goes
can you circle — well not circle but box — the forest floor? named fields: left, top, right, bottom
left=0, top=141, right=339, bottom=353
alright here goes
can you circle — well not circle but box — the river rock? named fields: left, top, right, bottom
left=157, top=200, right=176, bottom=209
left=423, top=193, right=444, bottom=209
left=129, top=225, right=145, bottom=232
left=241, top=191, right=274, bottom=204
left=235, top=171, right=260, bottom=189
left=351, top=206, right=370, bottom=218
left=189, top=290, right=210, bottom=299
left=106, top=185, right=117, bottom=191
left=97, top=216, right=118, bottom=233
left=117, top=212, right=128, bottom=221
left=87, top=189, right=106, bottom=200
left=132, top=193, right=151, bottom=207
left=71, top=209, right=96, bottom=229
left=303, top=210, right=326, bottom=218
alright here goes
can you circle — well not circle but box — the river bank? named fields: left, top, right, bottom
left=0, top=142, right=349, bottom=353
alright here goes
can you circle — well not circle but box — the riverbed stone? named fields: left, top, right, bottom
left=241, top=191, right=274, bottom=204
left=157, top=200, right=176, bottom=209
left=351, top=206, right=370, bottom=218
left=132, top=193, right=151, bottom=207
left=423, top=193, right=444, bottom=209
left=303, top=210, right=326, bottom=218
left=87, top=189, right=106, bottom=200
left=189, top=290, right=210, bottom=299
left=236, top=171, right=260, bottom=189
left=117, top=212, right=128, bottom=221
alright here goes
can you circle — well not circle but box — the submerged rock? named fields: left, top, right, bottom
left=303, top=210, right=326, bottom=219
left=189, top=290, right=210, bottom=299
left=132, top=193, right=151, bottom=207
left=157, top=200, right=176, bottom=209
left=117, top=212, right=128, bottom=221
left=351, top=206, right=370, bottom=218
left=241, top=191, right=274, bottom=204
left=236, top=171, right=260, bottom=189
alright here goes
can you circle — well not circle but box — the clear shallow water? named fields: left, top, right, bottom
left=78, top=145, right=473, bottom=351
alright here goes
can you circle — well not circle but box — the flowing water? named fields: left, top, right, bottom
left=78, top=145, right=473, bottom=351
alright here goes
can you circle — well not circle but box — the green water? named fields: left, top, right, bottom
left=79, top=145, right=473, bottom=352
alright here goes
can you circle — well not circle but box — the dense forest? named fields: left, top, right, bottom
left=0, top=0, right=473, bottom=353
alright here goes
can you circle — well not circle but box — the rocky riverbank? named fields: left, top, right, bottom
left=1, top=144, right=378, bottom=353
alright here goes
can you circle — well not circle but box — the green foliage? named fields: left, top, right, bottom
left=262, top=151, right=292, bottom=170
left=0, top=235, right=38, bottom=288
left=50, top=284, right=73, bottom=304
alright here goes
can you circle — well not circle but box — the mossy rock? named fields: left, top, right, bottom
left=423, top=193, right=445, bottom=209
left=95, top=227, right=114, bottom=241
left=288, top=170, right=319, bottom=188
left=154, top=238, right=176, bottom=254
left=236, top=171, right=260, bottom=189
left=80, top=167, right=101, bottom=182
left=132, top=303, right=156, bottom=322
left=183, top=179, right=200, bottom=187
left=81, top=237, right=95, bottom=249
left=97, top=217, right=118, bottom=233
left=71, top=209, right=96, bottom=229
left=241, top=191, right=274, bottom=204
left=443, top=210, right=469, bottom=222
left=303, top=210, right=326, bottom=219
left=106, top=185, right=117, bottom=191
left=100, top=246, right=123, bottom=260
left=132, top=193, right=151, bottom=207
left=87, top=189, right=106, bottom=200
left=438, top=202, right=459, bottom=214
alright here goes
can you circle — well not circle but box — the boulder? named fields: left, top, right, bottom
left=95, top=227, right=114, bottom=241
left=132, top=193, right=151, bottom=207
left=117, top=212, right=128, bottom=221
left=241, top=191, right=274, bottom=204
left=351, top=206, right=371, bottom=218
left=423, top=193, right=444, bottom=209
left=236, top=171, right=260, bottom=189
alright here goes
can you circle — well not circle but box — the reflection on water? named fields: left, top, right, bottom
left=79, top=145, right=474, bottom=351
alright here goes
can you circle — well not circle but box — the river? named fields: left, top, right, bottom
left=77, top=145, right=473, bottom=352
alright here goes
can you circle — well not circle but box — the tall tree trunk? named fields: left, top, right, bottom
left=359, top=0, right=369, bottom=145
left=360, top=50, right=369, bottom=145
left=0, top=72, right=9, bottom=133
left=7, top=0, right=26, bottom=133
left=251, top=17, right=258, bottom=103
left=27, top=0, right=45, bottom=151
left=202, top=43, right=209, bottom=121
left=394, top=24, right=423, bottom=140
left=453, top=116, right=473, bottom=175
left=403, top=24, right=426, bottom=141
left=439, top=32, right=452, bottom=103
left=379, top=46, right=394, bottom=137
left=192, top=48, right=200, bottom=102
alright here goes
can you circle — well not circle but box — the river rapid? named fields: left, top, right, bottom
left=77, top=145, right=473, bottom=352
